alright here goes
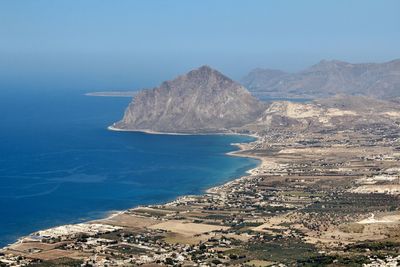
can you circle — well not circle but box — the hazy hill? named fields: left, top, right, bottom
left=113, top=66, right=266, bottom=133
left=242, top=59, right=400, bottom=99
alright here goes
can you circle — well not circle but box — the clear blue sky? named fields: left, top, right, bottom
left=1, top=0, right=399, bottom=90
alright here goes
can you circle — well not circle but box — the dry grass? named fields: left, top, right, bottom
left=245, top=260, right=275, bottom=267
left=27, top=249, right=88, bottom=261
left=148, top=220, right=228, bottom=236
left=97, top=213, right=159, bottom=228
left=8, top=242, right=59, bottom=253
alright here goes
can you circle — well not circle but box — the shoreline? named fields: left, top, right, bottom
left=1, top=128, right=263, bottom=249
left=108, top=124, right=260, bottom=139
left=85, top=91, right=137, bottom=97
left=107, top=125, right=192, bottom=136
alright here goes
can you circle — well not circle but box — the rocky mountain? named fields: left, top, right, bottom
left=113, top=66, right=266, bottom=133
left=242, top=59, right=400, bottom=99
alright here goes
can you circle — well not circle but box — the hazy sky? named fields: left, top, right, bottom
left=1, top=0, right=399, bottom=90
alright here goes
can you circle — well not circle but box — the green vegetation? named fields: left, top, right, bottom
left=108, top=244, right=148, bottom=254
left=305, top=193, right=400, bottom=215
left=346, top=241, right=400, bottom=252
left=224, top=238, right=318, bottom=265
left=28, top=258, right=83, bottom=267
left=297, top=255, right=370, bottom=266
left=231, top=221, right=263, bottom=232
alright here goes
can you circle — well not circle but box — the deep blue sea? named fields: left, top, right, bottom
left=0, top=89, right=258, bottom=247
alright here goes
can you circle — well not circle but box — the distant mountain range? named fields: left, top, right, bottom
left=242, top=59, right=400, bottom=99
left=113, top=66, right=266, bottom=133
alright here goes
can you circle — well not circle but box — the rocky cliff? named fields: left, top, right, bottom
left=113, top=66, right=266, bottom=133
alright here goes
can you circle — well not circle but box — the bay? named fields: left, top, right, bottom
left=0, top=89, right=258, bottom=246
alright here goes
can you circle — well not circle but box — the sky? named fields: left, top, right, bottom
left=0, top=0, right=399, bottom=91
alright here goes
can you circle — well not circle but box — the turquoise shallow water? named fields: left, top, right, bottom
left=0, top=89, right=259, bottom=247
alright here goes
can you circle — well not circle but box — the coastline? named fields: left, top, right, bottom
left=107, top=125, right=192, bottom=136
left=85, top=92, right=137, bottom=97
left=108, top=124, right=260, bottom=139
left=1, top=128, right=263, bottom=249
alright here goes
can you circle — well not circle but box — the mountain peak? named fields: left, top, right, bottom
left=189, top=65, right=218, bottom=74
left=185, top=65, right=232, bottom=83
left=310, top=59, right=349, bottom=70
left=198, top=65, right=213, bottom=71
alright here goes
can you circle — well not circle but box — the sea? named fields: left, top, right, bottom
left=0, top=89, right=259, bottom=247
